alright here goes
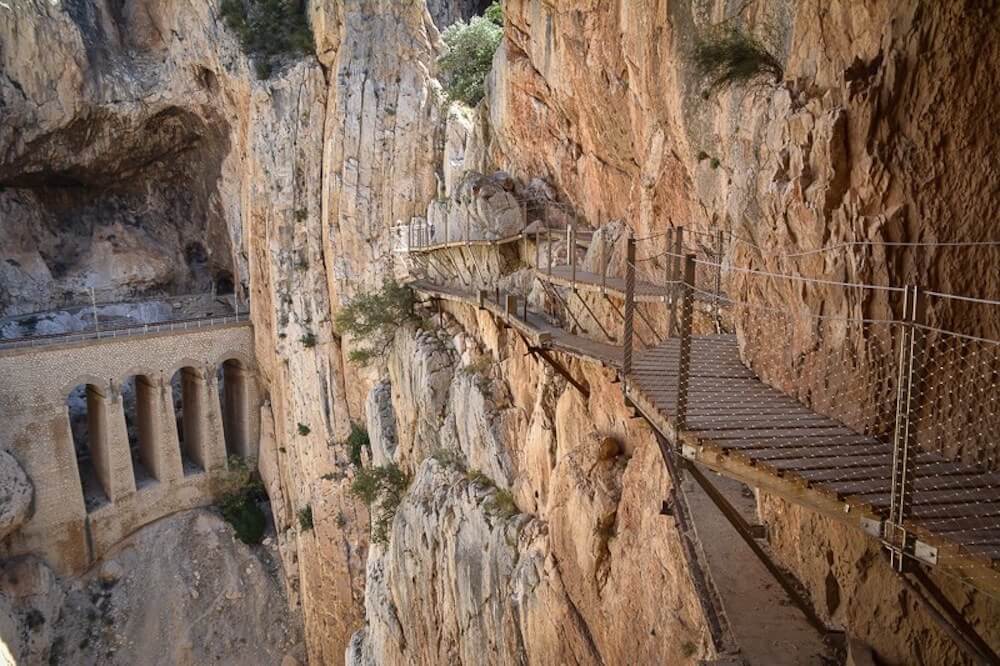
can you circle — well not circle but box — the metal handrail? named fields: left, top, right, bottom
left=0, top=312, right=251, bottom=351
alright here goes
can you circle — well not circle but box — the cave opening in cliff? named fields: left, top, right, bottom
left=0, top=105, right=238, bottom=320
left=66, top=383, right=110, bottom=512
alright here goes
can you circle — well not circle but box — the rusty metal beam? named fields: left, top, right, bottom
left=529, top=346, right=589, bottom=398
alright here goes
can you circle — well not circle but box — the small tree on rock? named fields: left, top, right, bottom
left=437, top=8, right=503, bottom=106
left=334, top=281, right=417, bottom=365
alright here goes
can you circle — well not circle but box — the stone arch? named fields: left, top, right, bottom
left=209, top=348, right=254, bottom=370
left=164, top=357, right=214, bottom=382
left=217, top=357, right=251, bottom=458
left=59, top=373, right=110, bottom=401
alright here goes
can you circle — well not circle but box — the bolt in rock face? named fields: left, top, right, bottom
left=0, top=450, right=33, bottom=541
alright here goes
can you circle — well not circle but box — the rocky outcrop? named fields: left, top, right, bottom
left=349, top=313, right=712, bottom=664
left=0, top=510, right=303, bottom=665
left=0, top=451, right=32, bottom=542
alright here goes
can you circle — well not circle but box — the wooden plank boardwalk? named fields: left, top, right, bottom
left=625, top=335, right=1000, bottom=593
left=403, top=233, right=1000, bottom=597
left=409, top=280, right=621, bottom=368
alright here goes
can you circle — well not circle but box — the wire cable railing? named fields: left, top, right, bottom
left=0, top=311, right=251, bottom=352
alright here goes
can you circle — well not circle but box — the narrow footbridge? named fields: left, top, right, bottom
left=401, top=213, right=1000, bottom=620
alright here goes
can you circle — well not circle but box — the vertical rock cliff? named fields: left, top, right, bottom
left=3, top=0, right=1000, bottom=664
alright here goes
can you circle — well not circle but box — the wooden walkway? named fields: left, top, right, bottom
left=409, top=280, right=621, bottom=368
left=625, top=335, right=1000, bottom=594
left=403, top=229, right=1000, bottom=599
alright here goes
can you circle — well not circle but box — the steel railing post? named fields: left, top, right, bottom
left=601, top=232, right=608, bottom=295
left=667, top=227, right=685, bottom=337
left=547, top=230, right=553, bottom=276
left=714, top=229, right=724, bottom=331
left=570, top=225, right=577, bottom=285
left=675, top=254, right=697, bottom=434
left=888, top=284, right=927, bottom=572
left=622, top=235, right=636, bottom=388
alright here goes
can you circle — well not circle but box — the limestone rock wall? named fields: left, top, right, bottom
left=348, top=311, right=712, bottom=664
left=473, top=1, right=1000, bottom=663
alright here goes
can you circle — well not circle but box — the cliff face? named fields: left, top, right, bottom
left=347, top=315, right=710, bottom=664
left=4, top=0, right=1000, bottom=664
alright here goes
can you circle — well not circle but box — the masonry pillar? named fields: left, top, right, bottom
left=222, top=362, right=250, bottom=458
left=87, top=383, right=136, bottom=502
left=202, top=366, right=228, bottom=472
left=181, top=367, right=227, bottom=473
left=135, top=375, right=183, bottom=482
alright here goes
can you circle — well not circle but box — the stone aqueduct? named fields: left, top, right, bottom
left=0, top=322, right=259, bottom=574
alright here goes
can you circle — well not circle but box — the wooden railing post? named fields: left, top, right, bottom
left=535, top=230, right=541, bottom=268
left=622, top=235, right=637, bottom=385
left=675, top=254, right=696, bottom=433
left=466, top=214, right=471, bottom=243
left=408, top=219, right=413, bottom=251
left=888, top=284, right=927, bottom=572
left=667, top=226, right=685, bottom=337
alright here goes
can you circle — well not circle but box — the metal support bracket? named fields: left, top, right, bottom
left=681, top=443, right=700, bottom=460
left=860, top=516, right=883, bottom=539
left=914, top=540, right=939, bottom=566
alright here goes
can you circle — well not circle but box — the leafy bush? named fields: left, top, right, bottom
left=298, top=504, right=314, bottom=531
left=431, top=447, right=467, bottom=472
left=486, top=488, right=518, bottom=520
left=297, top=422, right=311, bottom=436
left=437, top=10, right=503, bottom=106
left=485, top=1, right=503, bottom=26
left=351, top=463, right=409, bottom=545
left=346, top=423, right=371, bottom=467
left=219, top=471, right=267, bottom=545
left=465, top=468, right=493, bottom=487
left=220, top=0, right=314, bottom=79
left=300, top=332, right=318, bottom=348
left=334, top=280, right=417, bottom=365
left=692, top=25, right=782, bottom=95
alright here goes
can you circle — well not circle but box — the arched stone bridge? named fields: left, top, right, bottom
left=0, top=321, right=258, bottom=574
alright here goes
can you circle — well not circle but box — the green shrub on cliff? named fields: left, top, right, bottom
left=351, top=463, right=409, bottom=545
left=220, top=0, right=314, bottom=79
left=346, top=423, right=371, bottom=467
left=219, top=470, right=267, bottom=545
left=334, top=280, right=417, bottom=365
left=692, top=25, right=782, bottom=95
left=437, top=6, right=503, bottom=106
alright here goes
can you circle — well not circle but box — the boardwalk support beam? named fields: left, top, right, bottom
left=529, top=347, right=589, bottom=398
left=683, top=459, right=831, bottom=636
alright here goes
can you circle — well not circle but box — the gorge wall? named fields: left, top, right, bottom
left=2, top=0, right=999, bottom=664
